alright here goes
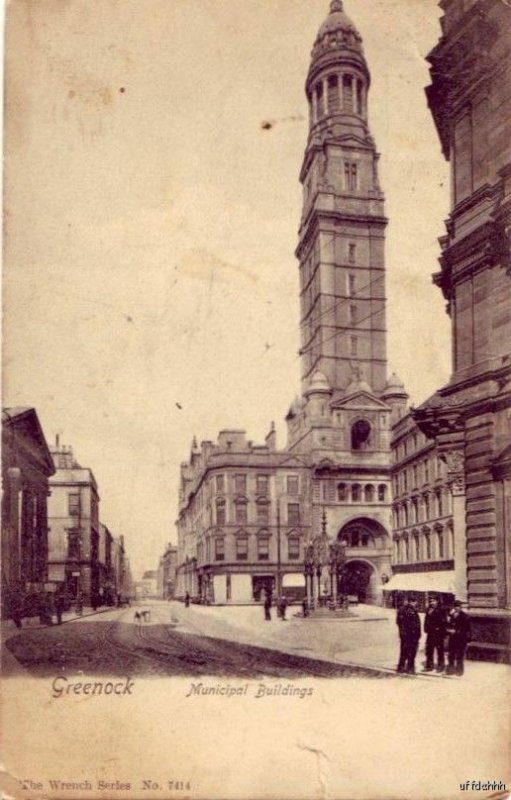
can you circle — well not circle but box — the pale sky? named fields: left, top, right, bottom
left=4, top=0, right=450, bottom=579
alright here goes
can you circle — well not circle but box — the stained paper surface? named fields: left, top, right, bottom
left=2, top=2, right=510, bottom=800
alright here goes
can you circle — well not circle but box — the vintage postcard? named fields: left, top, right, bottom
left=2, top=1, right=510, bottom=799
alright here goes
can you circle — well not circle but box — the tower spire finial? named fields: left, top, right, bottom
left=330, top=0, right=343, bottom=12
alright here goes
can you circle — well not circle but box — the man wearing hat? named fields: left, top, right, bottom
left=396, top=598, right=421, bottom=674
left=446, top=600, right=472, bottom=676
left=423, top=597, right=447, bottom=672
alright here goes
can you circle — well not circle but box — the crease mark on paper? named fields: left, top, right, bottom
left=296, top=743, right=329, bottom=800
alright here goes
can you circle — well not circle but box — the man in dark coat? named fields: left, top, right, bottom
left=263, top=590, right=272, bottom=621
left=446, top=601, right=472, bottom=676
left=396, top=598, right=421, bottom=674
left=423, top=597, right=447, bottom=672
left=278, top=595, right=288, bottom=621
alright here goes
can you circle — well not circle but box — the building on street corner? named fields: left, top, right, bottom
left=176, top=429, right=311, bottom=604
left=1, top=408, right=55, bottom=619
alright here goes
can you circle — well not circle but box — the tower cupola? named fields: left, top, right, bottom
left=306, top=0, right=369, bottom=136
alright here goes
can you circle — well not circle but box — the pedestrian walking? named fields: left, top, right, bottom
left=423, top=597, right=447, bottom=672
left=446, top=600, right=471, bottom=676
left=263, top=591, right=272, bottom=621
left=396, top=598, right=421, bottom=674
left=278, top=595, right=288, bottom=621
left=184, top=592, right=190, bottom=608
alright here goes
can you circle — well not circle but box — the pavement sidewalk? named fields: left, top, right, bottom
left=1, top=605, right=114, bottom=643
left=165, top=600, right=511, bottom=684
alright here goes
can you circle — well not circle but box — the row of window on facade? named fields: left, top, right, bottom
left=310, top=73, right=365, bottom=119
left=392, top=456, right=448, bottom=493
left=213, top=473, right=300, bottom=497
left=392, top=487, right=451, bottom=528
left=215, top=499, right=301, bottom=526
left=197, top=533, right=302, bottom=563
left=393, top=526, right=453, bottom=564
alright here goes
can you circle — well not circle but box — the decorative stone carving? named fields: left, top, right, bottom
left=443, top=450, right=465, bottom=496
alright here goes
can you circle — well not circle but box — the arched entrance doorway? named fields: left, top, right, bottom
left=337, top=517, right=390, bottom=604
left=339, top=560, right=374, bottom=603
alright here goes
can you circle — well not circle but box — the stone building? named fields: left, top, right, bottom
left=413, top=0, right=511, bottom=661
left=175, top=1, right=403, bottom=607
left=386, top=410, right=457, bottom=610
left=47, top=439, right=101, bottom=605
left=176, top=429, right=311, bottom=604
left=1, top=407, right=55, bottom=617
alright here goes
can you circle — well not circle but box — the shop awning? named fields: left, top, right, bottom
left=282, top=573, right=306, bottom=588
left=384, top=571, right=456, bottom=593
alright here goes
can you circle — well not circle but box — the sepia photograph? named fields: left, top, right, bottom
left=1, top=1, right=510, bottom=798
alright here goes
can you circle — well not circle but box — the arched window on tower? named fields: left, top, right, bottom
left=351, top=419, right=371, bottom=450
left=316, top=82, right=324, bottom=117
left=351, top=483, right=361, bottom=502
left=343, top=74, right=353, bottom=110
left=327, top=74, right=339, bottom=113
left=337, top=483, right=347, bottom=502
left=378, top=484, right=387, bottom=502
left=356, top=79, right=364, bottom=115
left=364, top=484, right=374, bottom=502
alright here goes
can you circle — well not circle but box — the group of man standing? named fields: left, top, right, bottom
left=396, top=597, right=471, bottom=676
left=263, top=592, right=288, bottom=621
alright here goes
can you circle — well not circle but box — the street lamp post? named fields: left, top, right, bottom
left=276, top=500, right=282, bottom=599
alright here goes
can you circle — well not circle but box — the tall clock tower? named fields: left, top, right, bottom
left=297, top=0, right=388, bottom=398
left=285, top=2, right=402, bottom=606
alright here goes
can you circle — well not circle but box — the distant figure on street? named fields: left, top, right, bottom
left=263, top=591, right=272, bottom=621
left=184, top=592, right=190, bottom=608
left=75, top=594, right=83, bottom=616
left=446, top=601, right=471, bottom=676
left=396, top=598, right=421, bottom=674
left=54, top=593, right=64, bottom=625
left=278, top=595, right=288, bottom=621
left=302, top=597, right=309, bottom=618
left=423, top=597, right=447, bottom=672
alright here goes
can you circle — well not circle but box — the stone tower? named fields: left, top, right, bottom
left=297, top=0, right=387, bottom=398
left=286, top=2, right=395, bottom=605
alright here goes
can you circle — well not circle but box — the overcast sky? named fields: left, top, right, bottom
left=4, top=0, right=450, bottom=578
